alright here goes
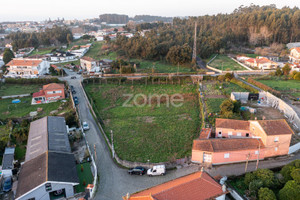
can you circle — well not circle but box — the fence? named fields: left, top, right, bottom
left=0, top=94, right=30, bottom=99
left=229, top=56, right=253, bottom=71
left=80, top=81, right=191, bottom=169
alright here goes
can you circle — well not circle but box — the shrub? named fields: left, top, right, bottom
left=249, top=179, right=263, bottom=196
left=280, top=160, right=300, bottom=182
left=245, top=172, right=256, bottom=185
left=258, top=187, right=276, bottom=200
left=278, top=180, right=300, bottom=200
left=291, top=168, right=300, bottom=184
left=294, top=72, right=300, bottom=80
left=253, top=168, right=275, bottom=188
left=224, top=72, right=234, bottom=81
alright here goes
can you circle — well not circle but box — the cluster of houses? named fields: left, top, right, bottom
left=192, top=118, right=294, bottom=165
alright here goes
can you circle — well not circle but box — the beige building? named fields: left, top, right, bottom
left=289, top=47, right=300, bottom=63
left=80, top=56, right=98, bottom=72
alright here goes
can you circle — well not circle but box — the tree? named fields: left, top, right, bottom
left=67, top=33, right=72, bottom=44
left=249, top=179, right=263, bottom=197
left=294, top=72, right=300, bottom=80
left=275, top=68, right=283, bottom=76
left=224, top=73, right=234, bottom=81
left=3, top=48, right=15, bottom=64
left=280, top=160, right=300, bottom=182
left=258, top=187, right=276, bottom=200
left=278, top=180, right=300, bottom=200
left=291, top=168, right=300, bottom=184
left=282, top=64, right=291, bottom=76
left=253, top=168, right=275, bottom=188
left=245, top=172, right=256, bottom=185
left=220, top=99, right=234, bottom=118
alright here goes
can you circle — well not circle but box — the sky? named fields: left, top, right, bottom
left=1, top=0, right=300, bottom=22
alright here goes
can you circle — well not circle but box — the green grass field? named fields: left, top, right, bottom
left=85, top=83, right=200, bottom=162
left=205, top=98, right=224, bottom=113
left=223, top=82, right=249, bottom=96
left=0, top=97, right=71, bottom=120
left=0, top=84, right=42, bottom=96
left=84, top=42, right=117, bottom=60
left=75, top=163, right=94, bottom=192
left=256, top=78, right=300, bottom=91
left=134, top=60, right=192, bottom=73
left=209, top=55, right=246, bottom=71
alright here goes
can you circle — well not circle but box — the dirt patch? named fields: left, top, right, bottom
left=2, top=111, right=10, bottom=115
left=254, top=107, right=286, bottom=120
left=205, top=94, right=227, bottom=99
left=137, top=116, right=155, bottom=123
left=103, top=119, right=111, bottom=125
left=178, top=114, right=192, bottom=121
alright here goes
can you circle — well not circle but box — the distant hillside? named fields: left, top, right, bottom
left=132, top=15, right=173, bottom=23
left=99, top=14, right=129, bottom=24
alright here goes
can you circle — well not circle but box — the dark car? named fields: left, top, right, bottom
left=2, top=176, right=13, bottom=192
left=71, top=76, right=76, bottom=79
left=70, top=85, right=74, bottom=90
left=73, top=96, right=79, bottom=105
left=72, top=90, right=76, bottom=94
left=128, top=166, right=146, bottom=175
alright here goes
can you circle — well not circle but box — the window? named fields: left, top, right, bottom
left=28, top=198, right=35, bottom=200
left=228, top=132, right=232, bottom=136
left=246, top=133, right=250, bottom=137
left=218, top=131, right=222, bottom=137
left=255, top=150, right=259, bottom=155
left=237, top=132, right=241, bottom=136
left=224, top=153, right=230, bottom=158
left=275, top=147, right=278, bottom=151
left=274, top=137, right=279, bottom=142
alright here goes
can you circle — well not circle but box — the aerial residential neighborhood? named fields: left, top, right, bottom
left=0, top=2, right=300, bottom=200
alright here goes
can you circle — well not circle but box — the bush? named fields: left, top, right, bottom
left=224, top=72, right=234, bottom=81
left=253, top=168, right=275, bottom=188
left=249, top=179, right=263, bottom=196
left=278, top=180, right=300, bottom=200
left=245, top=172, right=256, bottom=185
left=280, top=160, right=300, bottom=182
left=291, top=168, right=300, bottom=184
left=294, top=72, right=300, bottom=80
left=258, top=187, right=276, bottom=200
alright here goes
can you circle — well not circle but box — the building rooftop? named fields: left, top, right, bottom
left=125, top=171, right=226, bottom=200
left=6, top=59, right=43, bottom=67
left=81, top=56, right=96, bottom=62
left=193, top=138, right=264, bottom=152
left=42, top=83, right=64, bottom=91
left=257, top=119, right=294, bottom=136
left=216, top=118, right=250, bottom=130
left=16, top=152, right=79, bottom=199
left=199, top=128, right=212, bottom=139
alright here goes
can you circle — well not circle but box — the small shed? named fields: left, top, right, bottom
left=2, top=147, right=15, bottom=177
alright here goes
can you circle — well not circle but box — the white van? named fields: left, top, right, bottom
left=147, top=165, right=166, bottom=176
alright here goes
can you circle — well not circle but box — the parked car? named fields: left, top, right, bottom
left=82, top=121, right=89, bottom=130
left=72, top=90, right=76, bottom=94
left=147, top=165, right=166, bottom=176
left=2, top=176, right=13, bottom=192
left=71, top=76, right=76, bottom=79
left=73, top=96, right=79, bottom=105
left=70, top=85, right=74, bottom=90
left=128, top=166, right=147, bottom=175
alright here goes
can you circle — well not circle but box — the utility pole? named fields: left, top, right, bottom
left=192, top=21, right=197, bottom=62
left=256, top=139, right=260, bottom=170
left=245, top=153, right=250, bottom=172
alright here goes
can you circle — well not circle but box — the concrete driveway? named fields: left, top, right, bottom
left=61, top=69, right=199, bottom=200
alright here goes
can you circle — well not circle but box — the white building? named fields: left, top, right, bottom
left=289, top=47, right=300, bottom=63
left=6, top=58, right=50, bottom=78
left=1, top=147, right=15, bottom=177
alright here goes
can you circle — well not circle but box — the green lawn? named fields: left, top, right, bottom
left=134, top=60, right=192, bottom=73
left=209, top=55, right=246, bottom=71
left=0, top=84, right=42, bottom=96
left=0, top=97, right=71, bottom=120
left=85, top=83, right=200, bottom=162
left=205, top=98, right=225, bottom=113
left=222, top=82, right=249, bottom=96
left=75, top=163, right=94, bottom=192
left=256, top=78, right=300, bottom=91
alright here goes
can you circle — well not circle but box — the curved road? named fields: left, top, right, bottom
left=62, top=70, right=199, bottom=200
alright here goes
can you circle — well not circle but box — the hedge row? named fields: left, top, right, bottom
left=230, top=78, right=259, bottom=93
left=247, top=77, right=281, bottom=96
left=4, top=78, right=64, bottom=84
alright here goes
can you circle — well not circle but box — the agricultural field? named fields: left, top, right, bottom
left=84, top=83, right=200, bottom=162
left=209, top=55, right=247, bottom=71
left=0, top=84, right=42, bottom=96
left=256, top=78, right=300, bottom=92
left=206, top=98, right=224, bottom=113
left=0, top=96, right=72, bottom=121
left=84, top=41, right=117, bottom=60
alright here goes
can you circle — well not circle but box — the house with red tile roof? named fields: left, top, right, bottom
left=244, top=57, right=278, bottom=70
left=123, top=170, right=227, bottom=200
left=5, top=58, right=50, bottom=78
left=289, top=47, right=300, bottom=63
left=192, top=118, right=293, bottom=165
left=32, top=83, right=65, bottom=104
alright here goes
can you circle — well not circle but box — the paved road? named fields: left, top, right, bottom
left=62, top=69, right=200, bottom=200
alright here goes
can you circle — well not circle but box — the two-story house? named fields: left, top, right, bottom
left=80, top=56, right=98, bottom=72
left=289, top=47, right=300, bottom=63
left=6, top=58, right=49, bottom=78
left=192, top=118, right=293, bottom=165
left=32, top=83, right=65, bottom=104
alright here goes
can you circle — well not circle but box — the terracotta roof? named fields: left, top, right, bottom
left=32, top=90, right=45, bottom=98
left=6, top=59, right=43, bottom=67
left=245, top=58, right=255, bottom=63
left=193, top=138, right=264, bottom=152
left=292, top=47, right=300, bottom=53
left=81, top=56, right=96, bottom=62
left=257, top=119, right=294, bottom=135
left=256, top=57, right=273, bottom=64
left=43, top=83, right=64, bottom=91
left=216, top=118, right=250, bottom=130
left=199, top=128, right=212, bottom=139
left=126, top=171, right=226, bottom=200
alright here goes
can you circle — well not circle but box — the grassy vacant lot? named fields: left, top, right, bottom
left=84, top=42, right=117, bottom=60
left=0, top=84, right=42, bottom=96
left=75, top=163, right=94, bottom=192
left=85, top=83, right=200, bottom=162
left=256, top=78, right=300, bottom=92
left=0, top=97, right=71, bottom=120
left=206, top=98, right=224, bottom=113
left=209, top=55, right=246, bottom=71
left=223, top=82, right=249, bottom=96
